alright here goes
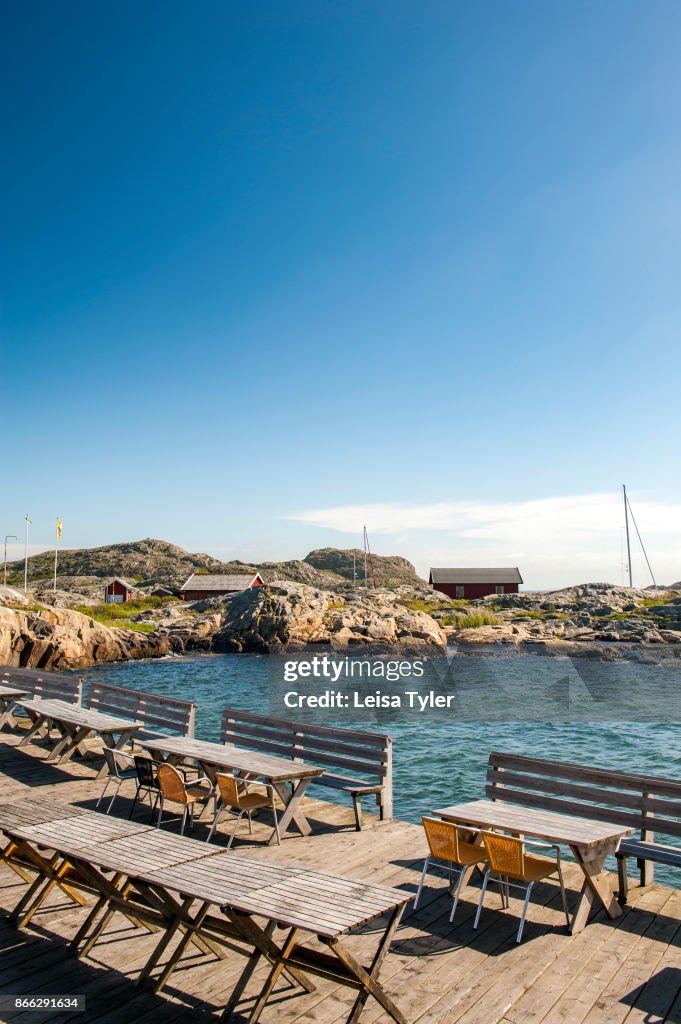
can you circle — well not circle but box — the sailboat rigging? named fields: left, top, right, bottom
left=622, top=485, right=656, bottom=588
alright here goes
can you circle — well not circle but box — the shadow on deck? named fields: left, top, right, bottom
left=2, top=731, right=681, bottom=1024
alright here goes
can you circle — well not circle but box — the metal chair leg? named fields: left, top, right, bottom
left=156, top=797, right=164, bottom=828
left=207, top=806, right=223, bottom=843
left=517, top=882, right=534, bottom=943
left=474, top=870, right=490, bottom=929
left=226, top=810, right=245, bottom=850
left=413, top=855, right=431, bottom=911
left=97, top=777, right=112, bottom=809
left=107, top=780, right=122, bottom=814
left=271, top=797, right=281, bottom=845
left=557, top=866, right=570, bottom=928
left=180, top=807, right=188, bottom=835
left=449, top=868, right=466, bottom=923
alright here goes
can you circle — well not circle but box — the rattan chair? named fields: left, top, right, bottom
left=206, top=772, right=281, bottom=847
left=474, top=831, right=570, bottom=942
left=414, top=817, right=488, bottom=921
left=97, top=747, right=137, bottom=814
left=156, top=763, right=213, bottom=835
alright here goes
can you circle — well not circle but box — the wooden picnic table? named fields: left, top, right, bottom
left=15, top=698, right=142, bottom=777
left=139, top=853, right=409, bottom=1023
left=141, top=734, right=325, bottom=844
left=0, top=798, right=410, bottom=1024
left=435, top=798, right=633, bottom=934
left=0, top=684, right=29, bottom=731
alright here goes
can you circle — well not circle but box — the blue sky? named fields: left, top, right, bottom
left=2, top=1, right=680, bottom=588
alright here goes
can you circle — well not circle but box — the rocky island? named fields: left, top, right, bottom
left=0, top=538, right=679, bottom=670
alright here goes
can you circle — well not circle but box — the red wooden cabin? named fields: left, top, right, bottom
left=429, top=567, right=523, bottom=600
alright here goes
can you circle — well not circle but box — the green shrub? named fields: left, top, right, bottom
left=441, top=610, right=502, bottom=629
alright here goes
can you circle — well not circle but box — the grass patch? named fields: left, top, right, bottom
left=73, top=595, right=178, bottom=625
left=442, top=610, right=502, bottom=629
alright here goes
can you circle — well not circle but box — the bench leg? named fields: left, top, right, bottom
left=639, top=857, right=654, bottom=887
left=352, top=795, right=363, bottom=831
left=617, top=854, right=629, bottom=904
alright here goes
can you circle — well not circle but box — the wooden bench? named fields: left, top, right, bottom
left=487, top=751, right=681, bottom=902
left=0, top=666, right=83, bottom=703
left=87, top=681, right=197, bottom=742
left=221, top=708, right=392, bottom=830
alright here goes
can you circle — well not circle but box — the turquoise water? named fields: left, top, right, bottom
left=84, top=652, right=681, bottom=883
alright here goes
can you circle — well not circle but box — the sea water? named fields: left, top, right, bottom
left=83, top=651, right=681, bottom=883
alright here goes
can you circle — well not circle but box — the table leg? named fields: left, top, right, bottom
left=247, top=927, right=301, bottom=1023
left=221, top=907, right=315, bottom=1021
left=570, top=842, right=622, bottom=934
left=152, top=900, right=213, bottom=993
left=326, top=905, right=406, bottom=1024
left=53, top=726, right=92, bottom=765
left=271, top=778, right=313, bottom=841
left=6, top=844, right=88, bottom=928
left=220, top=921, right=277, bottom=1020
left=18, top=711, right=49, bottom=747
left=0, top=701, right=19, bottom=731
left=1, top=839, right=35, bottom=883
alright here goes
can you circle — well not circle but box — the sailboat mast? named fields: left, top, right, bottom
left=363, top=526, right=368, bottom=586
left=623, top=484, right=633, bottom=588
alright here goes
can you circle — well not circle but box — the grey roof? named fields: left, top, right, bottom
left=429, top=567, right=523, bottom=585
left=105, top=577, right=135, bottom=590
left=181, top=573, right=262, bottom=592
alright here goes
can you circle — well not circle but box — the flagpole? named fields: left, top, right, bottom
left=53, top=519, right=63, bottom=592
left=54, top=521, right=59, bottom=592
left=24, top=516, right=30, bottom=593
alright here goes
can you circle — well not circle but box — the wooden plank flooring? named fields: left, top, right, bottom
left=2, top=732, right=681, bottom=1024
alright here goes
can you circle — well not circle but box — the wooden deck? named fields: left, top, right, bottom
left=2, top=731, right=681, bottom=1024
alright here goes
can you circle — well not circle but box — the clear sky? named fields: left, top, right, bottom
left=2, top=1, right=680, bottom=588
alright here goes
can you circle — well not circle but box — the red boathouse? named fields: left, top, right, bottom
left=429, top=567, right=523, bottom=600
left=180, top=572, right=265, bottom=601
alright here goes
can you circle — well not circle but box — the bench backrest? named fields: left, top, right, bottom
left=88, top=681, right=196, bottom=737
left=488, top=751, right=681, bottom=841
left=0, top=666, right=83, bottom=704
left=221, top=707, right=392, bottom=785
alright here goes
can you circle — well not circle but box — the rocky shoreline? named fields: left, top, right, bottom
left=1, top=576, right=680, bottom=671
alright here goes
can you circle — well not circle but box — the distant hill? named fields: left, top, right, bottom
left=6, top=538, right=426, bottom=592
left=303, top=548, right=424, bottom=586
left=5, top=538, right=231, bottom=588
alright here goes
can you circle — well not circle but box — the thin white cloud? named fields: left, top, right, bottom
left=286, top=494, right=681, bottom=589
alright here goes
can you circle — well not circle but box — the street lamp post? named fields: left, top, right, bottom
left=3, top=534, right=17, bottom=587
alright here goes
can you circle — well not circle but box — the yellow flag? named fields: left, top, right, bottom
left=56, top=519, right=62, bottom=541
